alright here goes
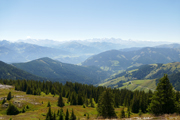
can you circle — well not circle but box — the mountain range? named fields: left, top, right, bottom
left=1, top=39, right=180, bottom=91
left=0, top=38, right=171, bottom=64
left=0, top=40, right=69, bottom=63
left=82, top=47, right=180, bottom=73
left=12, top=57, right=109, bottom=84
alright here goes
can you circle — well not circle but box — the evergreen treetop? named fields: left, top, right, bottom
left=148, top=74, right=176, bottom=115
left=70, top=109, right=76, bottom=120
left=65, top=109, right=69, bottom=120
left=7, top=91, right=12, bottom=100
left=6, top=102, right=19, bottom=115
left=97, top=89, right=116, bottom=118
left=58, top=94, right=64, bottom=107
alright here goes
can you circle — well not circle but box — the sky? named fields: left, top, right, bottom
left=0, top=0, right=180, bottom=42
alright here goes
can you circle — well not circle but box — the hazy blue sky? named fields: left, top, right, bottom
left=0, top=0, right=180, bottom=42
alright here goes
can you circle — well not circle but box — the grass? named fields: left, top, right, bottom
left=110, top=60, right=119, bottom=66
left=99, top=76, right=127, bottom=86
left=0, top=87, right=120, bottom=120
left=1, top=85, right=180, bottom=120
left=118, top=79, right=156, bottom=92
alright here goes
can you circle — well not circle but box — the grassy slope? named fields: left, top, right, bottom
left=119, top=80, right=156, bottom=92
left=0, top=87, right=98, bottom=120
left=1, top=87, right=128, bottom=120
left=1, top=86, right=180, bottom=120
left=99, top=62, right=180, bottom=92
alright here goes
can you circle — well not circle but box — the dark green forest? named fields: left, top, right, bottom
left=1, top=74, right=180, bottom=118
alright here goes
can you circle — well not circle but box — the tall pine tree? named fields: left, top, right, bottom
left=7, top=91, right=12, bottom=100
left=6, top=102, right=19, bottom=115
left=148, top=74, right=176, bottom=115
left=57, top=94, right=64, bottom=107
left=59, top=109, right=64, bottom=120
left=97, top=89, right=116, bottom=118
left=65, top=109, right=69, bottom=120
left=70, top=109, right=76, bottom=120
left=46, top=107, right=53, bottom=120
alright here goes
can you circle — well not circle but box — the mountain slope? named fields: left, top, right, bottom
left=12, top=57, right=109, bottom=84
left=0, top=61, right=45, bottom=80
left=82, top=47, right=180, bottom=72
left=99, top=62, right=180, bottom=91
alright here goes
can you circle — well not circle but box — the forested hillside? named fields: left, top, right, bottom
left=0, top=75, right=180, bottom=119
left=82, top=47, right=180, bottom=73
left=12, top=57, right=109, bottom=84
left=0, top=61, right=45, bottom=80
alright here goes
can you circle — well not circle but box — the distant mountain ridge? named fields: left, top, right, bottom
left=155, top=43, right=180, bottom=48
left=82, top=47, right=180, bottom=72
left=0, top=40, right=70, bottom=63
left=0, top=39, right=178, bottom=64
left=16, top=38, right=170, bottom=48
left=12, top=57, right=109, bottom=84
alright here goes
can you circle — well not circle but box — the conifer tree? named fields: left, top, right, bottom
left=120, top=108, right=125, bottom=118
left=138, top=109, right=142, bottom=117
left=57, top=109, right=60, bottom=116
left=176, top=101, right=180, bottom=114
left=90, top=96, right=94, bottom=108
left=46, top=107, right=53, bottom=120
left=2, top=98, right=6, bottom=104
left=127, top=106, right=131, bottom=118
left=131, top=96, right=139, bottom=113
left=26, top=86, right=32, bottom=94
left=47, top=101, right=51, bottom=107
left=65, top=109, right=69, bottom=120
left=77, top=94, right=83, bottom=105
left=148, top=74, right=176, bottom=115
left=7, top=91, right=12, bottom=100
left=22, top=106, right=26, bottom=113
left=70, top=109, right=76, bottom=120
left=6, top=102, right=19, bottom=115
left=26, top=105, right=29, bottom=109
left=97, top=89, right=116, bottom=118
left=84, top=95, right=88, bottom=107
left=58, top=94, right=64, bottom=107
left=59, top=109, right=64, bottom=120
left=53, top=112, right=56, bottom=120
left=62, top=88, right=66, bottom=97
left=70, top=92, right=77, bottom=105
left=114, top=92, right=120, bottom=108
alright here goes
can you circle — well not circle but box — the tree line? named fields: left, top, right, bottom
left=1, top=74, right=180, bottom=118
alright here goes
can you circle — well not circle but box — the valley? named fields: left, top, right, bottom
left=1, top=40, right=180, bottom=120
left=1, top=40, right=180, bottom=91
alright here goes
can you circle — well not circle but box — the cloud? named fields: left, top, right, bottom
left=27, top=36, right=31, bottom=39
